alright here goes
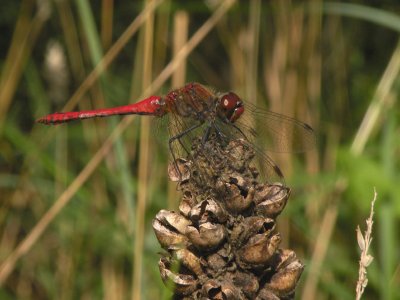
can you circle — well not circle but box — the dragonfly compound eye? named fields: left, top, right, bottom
left=220, top=92, right=244, bottom=123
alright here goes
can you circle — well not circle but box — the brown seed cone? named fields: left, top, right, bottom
left=153, top=136, right=303, bottom=299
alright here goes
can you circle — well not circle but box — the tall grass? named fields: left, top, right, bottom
left=0, top=1, right=399, bottom=299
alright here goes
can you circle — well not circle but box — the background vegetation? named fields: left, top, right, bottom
left=0, top=0, right=399, bottom=299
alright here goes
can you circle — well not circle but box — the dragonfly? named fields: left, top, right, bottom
left=37, top=82, right=315, bottom=182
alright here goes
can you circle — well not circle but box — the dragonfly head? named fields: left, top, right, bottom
left=218, top=92, right=244, bottom=123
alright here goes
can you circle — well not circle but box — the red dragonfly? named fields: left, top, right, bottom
left=37, top=82, right=315, bottom=181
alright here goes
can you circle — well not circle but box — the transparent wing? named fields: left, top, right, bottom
left=158, top=100, right=316, bottom=184
left=213, top=101, right=316, bottom=183
left=235, top=101, right=316, bottom=153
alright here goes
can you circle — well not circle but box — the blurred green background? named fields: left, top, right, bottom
left=0, top=0, right=399, bottom=299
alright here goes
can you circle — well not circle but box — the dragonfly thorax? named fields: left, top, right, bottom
left=165, top=89, right=219, bottom=123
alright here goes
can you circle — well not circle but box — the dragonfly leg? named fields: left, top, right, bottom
left=201, top=124, right=212, bottom=145
left=168, top=122, right=204, bottom=180
left=231, top=123, right=251, bottom=142
left=213, top=123, right=228, bottom=142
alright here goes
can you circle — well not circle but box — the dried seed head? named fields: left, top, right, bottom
left=158, top=257, right=198, bottom=295
left=152, top=210, right=192, bottom=249
left=179, top=197, right=195, bottom=217
left=174, top=248, right=205, bottom=277
left=255, top=249, right=305, bottom=298
left=154, top=136, right=304, bottom=298
left=231, top=216, right=275, bottom=248
left=254, top=184, right=290, bottom=218
left=237, top=233, right=281, bottom=269
left=155, top=210, right=191, bottom=234
left=262, top=259, right=304, bottom=297
left=168, top=158, right=192, bottom=182
left=230, top=271, right=259, bottom=298
left=186, top=223, right=226, bottom=250
left=255, top=289, right=280, bottom=300
left=190, top=198, right=228, bottom=224
left=222, top=183, right=254, bottom=214
left=152, top=218, right=188, bottom=249
left=202, top=279, right=246, bottom=300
